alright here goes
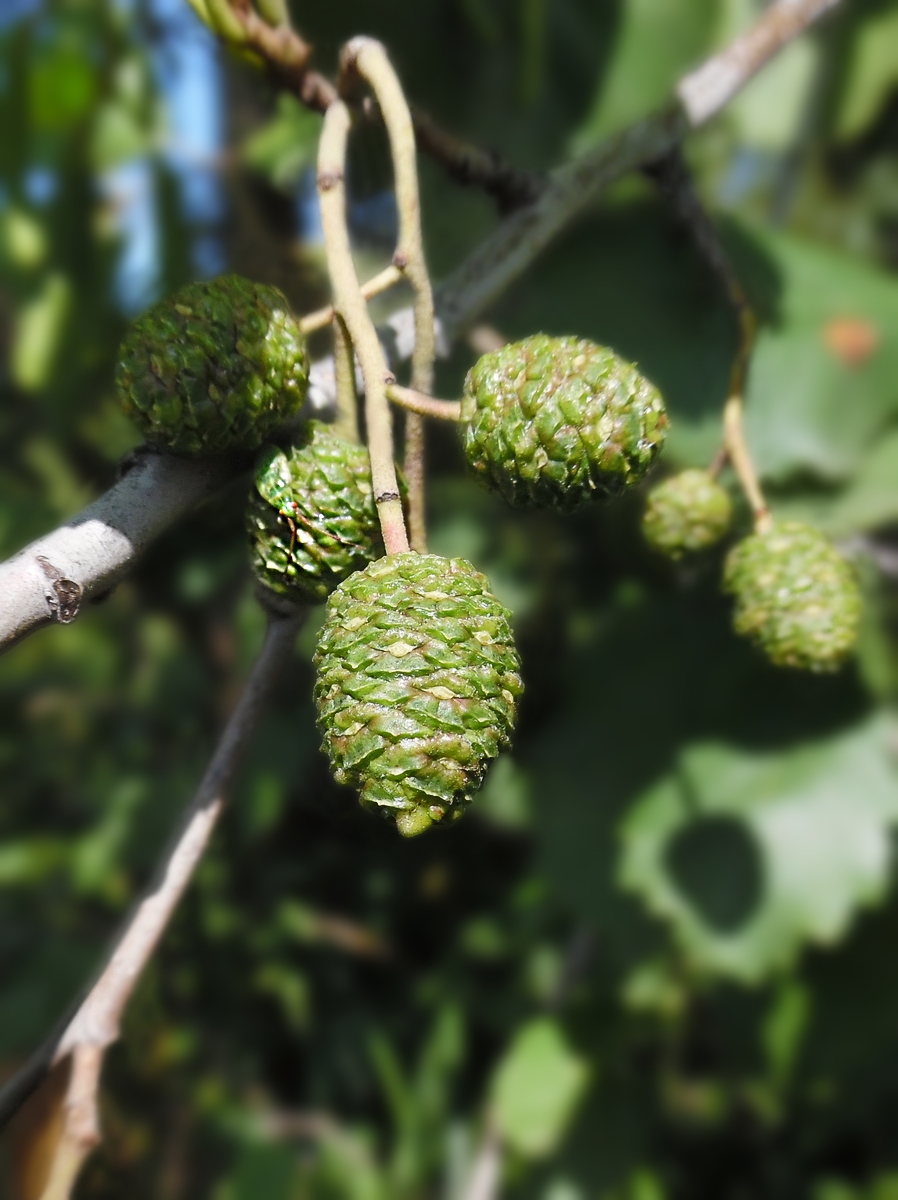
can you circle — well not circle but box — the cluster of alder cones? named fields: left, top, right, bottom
left=116, top=275, right=862, bottom=836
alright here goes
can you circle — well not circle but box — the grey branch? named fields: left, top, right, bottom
left=0, top=0, right=841, bottom=658
left=0, top=452, right=235, bottom=654
left=677, top=0, right=841, bottom=126
left=0, top=611, right=304, bottom=1149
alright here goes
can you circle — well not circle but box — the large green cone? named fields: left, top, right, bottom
left=643, top=469, right=733, bottom=559
left=247, top=422, right=384, bottom=605
left=116, top=274, right=309, bottom=455
left=460, top=333, right=668, bottom=511
left=314, top=553, right=523, bottom=837
left=723, top=521, right=862, bottom=671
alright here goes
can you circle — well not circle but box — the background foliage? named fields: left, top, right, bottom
left=4, top=0, right=898, bottom=1196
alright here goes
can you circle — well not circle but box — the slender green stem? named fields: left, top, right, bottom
left=646, top=151, right=767, bottom=528
left=723, top=394, right=771, bottom=534
left=298, top=263, right=403, bottom=336
left=341, top=38, right=435, bottom=552
left=317, top=100, right=409, bottom=555
left=386, top=383, right=461, bottom=422
left=204, top=0, right=246, bottom=42
left=332, top=314, right=359, bottom=443
left=722, top=308, right=770, bottom=530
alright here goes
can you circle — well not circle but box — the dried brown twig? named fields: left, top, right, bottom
left=0, top=611, right=305, bottom=1191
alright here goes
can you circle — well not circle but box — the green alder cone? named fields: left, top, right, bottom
left=723, top=521, right=862, bottom=672
left=247, top=422, right=384, bottom=605
left=643, top=469, right=733, bottom=559
left=314, top=553, right=523, bottom=837
left=116, top=274, right=309, bottom=454
left=460, top=333, right=668, bottom=511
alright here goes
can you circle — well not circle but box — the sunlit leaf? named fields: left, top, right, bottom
left=619, top=715, right=898, bottom=981
left=570, top=0, right=717, bottom=150
left=242, top=94, right=322, bottom=189
left=835, top=7, right=898, bottom=141
left=492, top=1018, right=589, bottom=1158
left=11, top=272, right=71, bottom=391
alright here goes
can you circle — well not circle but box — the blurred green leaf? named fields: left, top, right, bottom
left=571, top=0, right=716, bottom=149
left=11, top=272, right=71, bottom=391
left=91, top=102, right=151, bottom=169
left=728, top=38, right=818, bottom=150
left=29, top=41, right=98, bottom=129
left=230, top=1143, right=296, bottom=1200
left=835, top=7, right=898, bottom=141
left=1, top=206, right=47, bottom=270
left=620, top=715, right=898, bottom=981
left=826, top=430, right=898, bottom=535
left=745, top=229, right=898, bottom=484
left=242, top=94, right=322, bottom=189
left=492, top=1017, right=589, bottom=1158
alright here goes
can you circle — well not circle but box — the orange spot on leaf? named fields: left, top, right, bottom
left=822, top=317, right=880, bottom=367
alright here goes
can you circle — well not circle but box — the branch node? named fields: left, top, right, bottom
left=36, top=556, right=83, bottom=624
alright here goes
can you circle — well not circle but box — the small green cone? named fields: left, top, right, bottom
left=643, top=469, right=733, bottom=559
left=116, top=274, right=309, bottom=454
left=460, top=333, right=668, bottom=511
left=314, top=553, right=523, bottom=836
left=247, top=422, right=384, bottom=605
left=723, top=521, right=862, bottom=671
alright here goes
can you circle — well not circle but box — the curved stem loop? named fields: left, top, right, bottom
left=317, top=100, right=410, bottom=556
left=340, top=38, right=436, bottom=552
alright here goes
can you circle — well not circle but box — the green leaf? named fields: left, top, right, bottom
left=570, top=0, right=717, bottom=149
left=619, top=715, right=898, bottom=981
left=0, top=207, right=47, bottom=270
left=743, top=228, right=898, bottom=484
left=728, top=37, right=817, bottom=150
left=835, top=7, right=898, bottom=140
left=91, top=101, right=151, bottom=169
left=29, top=41, right=98, bottom=130
left=825, top=430, right=898, bottom=535
left=11, top=272, right=71, bottom=391
left=231, top=1144, right=296, bottom=1200
left=492, top=1017, right=589, bottom=1158
left=242, top=94, right=322, bottom=189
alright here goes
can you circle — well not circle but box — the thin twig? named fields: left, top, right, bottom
left=317, top=100, right=409, bottom=555
left=0, top=0, right=840, bottom=656
left=724, top=394, right=771, bottom=533
left=677, top=0, right=840, bottom=126
left=341, top=38, right=436, bottom=553
left=463, top=1112, right=503, bottom=1200
left=298, top=263, right=403, bottom=336
left=0, top=613, right=304, bottom=1170
left=644, top=148, right=766, bottom=526
left=332, top=313, right=360, bottom=443
left=386, top=383, right=461, bottom=422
